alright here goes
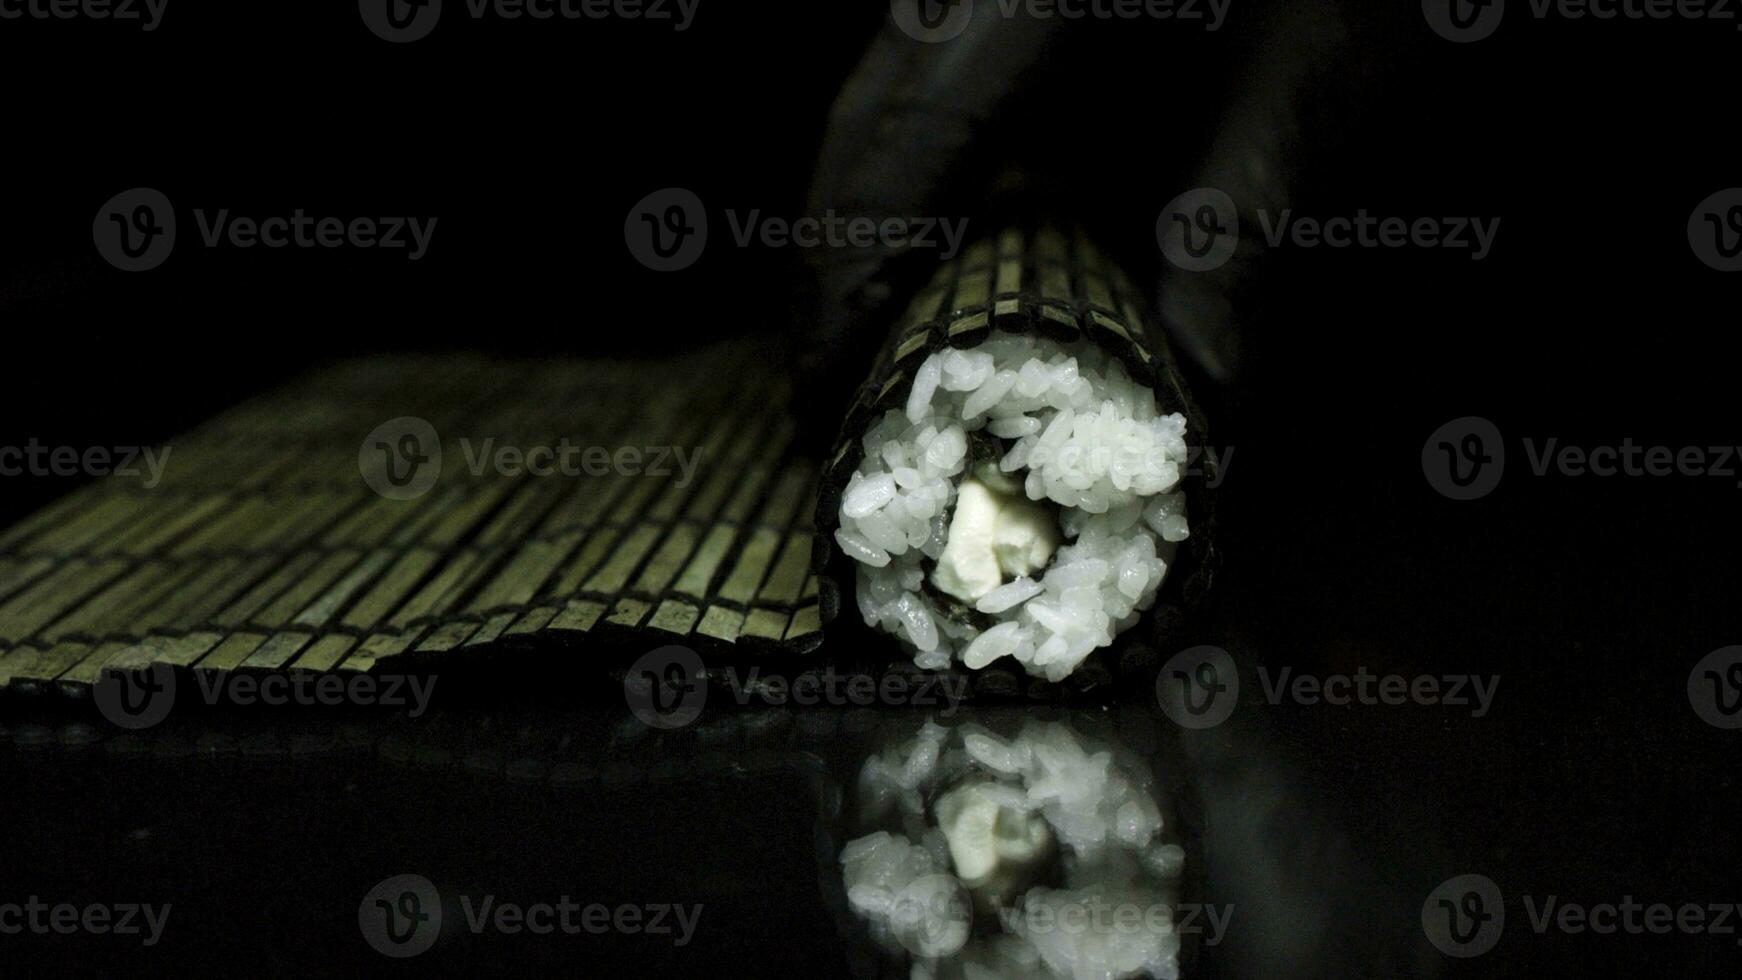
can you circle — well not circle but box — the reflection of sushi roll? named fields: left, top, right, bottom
left=816, top=228, right=1213, bottom=682
left=836, top=714, right=1187, bottom=979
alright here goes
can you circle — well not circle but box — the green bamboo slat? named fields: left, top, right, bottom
left=755, top=532, right=813, bottom=606
left=35, top=559, right=180, bottom=645
left=415, top=619, right=480, bottom=653
left=0, top=557, right=57, bottom=605
left=545, top=598, right=607, bottom=634
left=59, top=639, right=137, bottom=687
left=388, top=486, right=470, bottom=546
left=0, top=491, right=90, bottom=551
left=194, top=632, right=270, bottom=673
left=209, top=551, right=325, bottom=629
left=715, top=528, right=782, bottom=605
left=290, top=549, right=396, bottom=629
left=671, top=525, right=738, bottom=601
left=239, top=632, right=314, bottom=670
left=505, top=604, right=561, bottom=636
left=423, top=483, right=516, bottom=547
left=721, top=464, right=775, bottom=525
left=333, top=629, right=423, bottom=673
left=0, top=645, right=40, bottom=686
left=111, top=494, right=230, bottom=556
left=466, top=529, right=584, bottom=614
left=1039, top=263, right=1072, bottom=305
left=257, top=491, right=358, bottom=550
left=253, top=550, right=366, bottom=629
left=384, top=550, right=484, bottom=629
left=756, top=465, right=813, bottom=531
left=462, top=612, right=519, bottom=648
left=682, top=458, right=745, bottom=524
left=289, top=633, right=358, bottom=673
left=741, top=608, right=790, bottom=641
left=168, top=495, right=273, bottom=556
left=685, top=410, right=777, bottom=517
left=147, top=632, right=224, bottom=669
left=784, top=605, right=822, bottom=641
left=581, top=524, right=661, bottom=596
left=5, top=642, right=92, bottom=684
left=29, top=496, right=146, bottom=554
left=631, top=523, right=698, bottom=596
left=1082, top=273, right=1116, bottom=310
left=604, top=597, right=651, bottom=628
left=0, top=557, right=130, bottom=645
left=951, top=264, right=992, bottom=312
left=157, top=556, right=260, bottom=630
left=648, top=599, right=700, bottom=636
left=472, top=481, right=564, bottom=548
left=341, top=548, right=441, bottom=630
left=319, top=494, right=429, bottom=549
left=645, top=416, right=735, bottom=524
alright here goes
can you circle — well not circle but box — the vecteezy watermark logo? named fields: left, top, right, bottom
left=1258, top=666, right=1499, bottom=717
left=361, top=0, right=698, bottom=41
left=891, top=874, right=973, bottom=957
left=1426, top=874, right=1742, bottom=955
left=359, top=875, right=703, bottom=957
left=1689, top=646, right=1742, bottom=729
left=625, top=188, right=708, bottom=271
left=1156, top=644, right=1239, bottom=729
left=94, top=190, right=437, bottom=270
left=359, top=874, right=442, bottom=958
left=1422, top=0, right=1504, bottom=42
left=724, top=210, right=970, bottom=259
left=891, top=0, right=974, bottom=42
left=1158, top=188, right=1239, bottom=272
left=1000, top=898, right=1235, bottom=947
left=1429, top=420, right=1742, bottom=498
left=95, top=657, right=436, bottom=730
left=359, top=0, right=442, bottom=42
left=360, top=416, right=443, bottom=501
left=624, top=645, right=707, bottom=730
left=0, top=897, right=172, bottom=946
left=1028, top=443, right=1233, bottom=491
left=1423, top=874, right=1505, bottom=957
left=93, top=188, right=176, bottom=272
left=1423, top=416, right=1505, bottom=500
left=1159, top=647, right=1498, bottom=726
left=359, top=419, right=706, bottom=500
left=93, top=658, right=177, bottom=730
left=0, top=440, right=172, bottom=488
left=1161, top=191, right=1501, bottom=268
left=1257, top=209, right=1500, bottom=260
left=626, top=189, right=971, bottom=270
left=0, top=0, right=168, bottom=30
left=719, top=666, right=967, bottom=715
left=458, top=439, right=703, bottom=486
left=1689, top=188, right=1742, bottom=272
left=892, top=0, right=1229, bottom=40
left=1428, top=0, right=1742, bottom=42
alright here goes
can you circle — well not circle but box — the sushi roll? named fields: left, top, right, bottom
left=816, top=227, right=1213, bottom=682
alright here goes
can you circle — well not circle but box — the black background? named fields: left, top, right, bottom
left=2, top=1, right=1738, bottom=976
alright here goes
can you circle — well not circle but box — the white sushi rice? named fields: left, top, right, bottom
left=840, top=721, right=1184, bottom=980
left=835, top=336, right=1191, bottom=681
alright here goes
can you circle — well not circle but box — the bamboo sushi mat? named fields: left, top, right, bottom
left=0, top=337, right=826, bottom=694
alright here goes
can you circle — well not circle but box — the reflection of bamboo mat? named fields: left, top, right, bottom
left=0, top=338, right=824, bottom=694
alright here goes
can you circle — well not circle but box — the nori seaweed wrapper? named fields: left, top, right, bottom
left=812, top=225, right=1219, bottom=672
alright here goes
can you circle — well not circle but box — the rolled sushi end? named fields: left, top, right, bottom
left=837, top=335, right=1193, bottom=681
